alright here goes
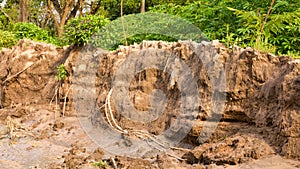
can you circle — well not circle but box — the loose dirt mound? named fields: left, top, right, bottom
left=0, top=39, right=299, bottom=168
left=184, top=134, right=275, bottom=165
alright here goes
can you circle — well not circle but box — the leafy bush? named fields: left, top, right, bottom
left=150, top=2, right=236, bottom=41
left=99, top=0, right=194, bottom=20
left=126, top=34, right=177, bottom=45
left=108, top=33, right=177, bottom=50
left=0, top=30, right=18, bottom=48
left=91, top=12, right=206, bottom=50
left=63, top=15, right=110, bottom=45
left=150, top=0, right=300, bottom=56
left=0, top=14, right=11, bottom=30
left=55, top=64, right=67, bottom=81
left=12, top=22, right=60, bottom=45
left=229, top=7, right=300, bottom=55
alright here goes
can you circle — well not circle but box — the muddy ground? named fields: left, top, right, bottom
left=0, top=39, right=299, bottom=168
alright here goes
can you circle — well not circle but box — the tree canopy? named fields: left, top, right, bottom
left=0, top=0, right=298, bottom=57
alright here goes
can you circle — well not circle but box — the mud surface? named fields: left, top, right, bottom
left=0, top=39, right=299, bottom=168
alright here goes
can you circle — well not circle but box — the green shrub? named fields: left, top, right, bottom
left=55, top=64, right=67, bottom=81
left=91, top=12, right=206, bottom=50
left=126, top=34, right=176, bottom=45
left=12, top=22, right=60, bottom=45
left=229, top=7, right=300, bottom=55
left=63, top=15, right=110, bottom=45
left=92, top=160, right=107, bottom=168
left=0, top=30, right=18, bottom=49
left=0, top=14, right=10, bottom=30
left=150, top=0, right=300, bottom=57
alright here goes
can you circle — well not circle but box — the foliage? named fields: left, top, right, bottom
left=150, top=1, right=273, bottom=41
left=12, top=22, right=60, bottom=45
left=91, top=12, right=206, bottom=50
left=0, top=30, right=18, bottom=48
left=98, top=0, right=196, bottom=20
left=0, top=0, right=299, bottom=57
left=0, top=13, right=12, bottom=30
left=124, top=34, right=177, bottom=46
left=0, top=0, right=18, bottom=24
left=228, top=6, right=300, bottom=55
left=63, top=15, right=110, bottom=45
left=55, top=64, right=67, bottom=81
left=150, top=0, right=300, bottom=56
left=92, top=160, right=107, bottom=168
left=27, top=0, right=50, bottom=28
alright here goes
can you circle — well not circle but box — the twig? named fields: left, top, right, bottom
left=0, top=7, right=14, bottom=23
left=147, top=139, right=185, bottom=161
left=110, top=157, right=117, bottom=169
left=2, top=63, right=34, bottom=84
left=49, top=83, right=59, bottom=106
left=97, top=104, right=105, bottom=110
left=140, top=0, right=145, bottom=13
left=120, top=0, right=128, bottom=46
left=170, top=146, right=191, bottom=152
left=165, top=152, right=186, bottom=161
left=131, top=130, right=170, bottom=150
left=260, top=0, right=275, bottom=33
left=62, top=84, right=72, bottom=117
left=55, top=85, right=58, bottom=121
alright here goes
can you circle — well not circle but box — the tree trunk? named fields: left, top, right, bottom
left=47, top=0, right=82, bottom=37
left=141, top=0, right=145, bottom=13
left=19, top=0, right=28, bottom=22
left=90, top=1, right=101, bottom=14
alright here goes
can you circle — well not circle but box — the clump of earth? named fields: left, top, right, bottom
left=0, top=39, right=299, bottom=168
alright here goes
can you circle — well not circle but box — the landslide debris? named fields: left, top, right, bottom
left=0, top=39, right=299, bottom=168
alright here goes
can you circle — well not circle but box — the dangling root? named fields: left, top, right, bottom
left=2, top=62, right=34, bottom=84
left=62, top=85, right=72, bottom=117
left=102, top=88, right=188, bottom=161
left=104, top=89, right=169, bottom=144
left=104, top=89, right=128, bottom=134
left=49, top=83, right=60, bottom=121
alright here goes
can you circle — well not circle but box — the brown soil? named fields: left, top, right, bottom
left=0, top=39, right=299, bottom=168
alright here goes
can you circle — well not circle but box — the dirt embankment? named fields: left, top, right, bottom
left=0, top=39, right=299, bottom=168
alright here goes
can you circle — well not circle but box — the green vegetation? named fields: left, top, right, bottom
left=0, top=30, right=18, bottom=49
left=98, top=0, right=196, bottom=20
left=92, top=160, right=107, bottom=168
left=12, top=22, right=60, bottom=45
left=150, top=0, right=300, bottom=56
left=0, top=0, right=298, bottom=57
left=91, top=12, right=205, bottom=50
left=63, top=15, right=110, bottom=46
left=55, top=64, right=67, bottom=81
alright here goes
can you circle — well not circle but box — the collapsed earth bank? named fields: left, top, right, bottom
left=0, top=39, right=299, bottom=168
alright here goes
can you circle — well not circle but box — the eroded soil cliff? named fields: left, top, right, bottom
left=0, top=39, right=299, bottom=168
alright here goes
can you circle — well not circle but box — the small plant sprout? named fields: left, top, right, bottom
left=92, top=160, right=107, bottom=168
left=55, top=64, right=67, bottom=81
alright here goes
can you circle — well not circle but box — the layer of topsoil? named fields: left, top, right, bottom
left=0, top=39, right=299, bottom=168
